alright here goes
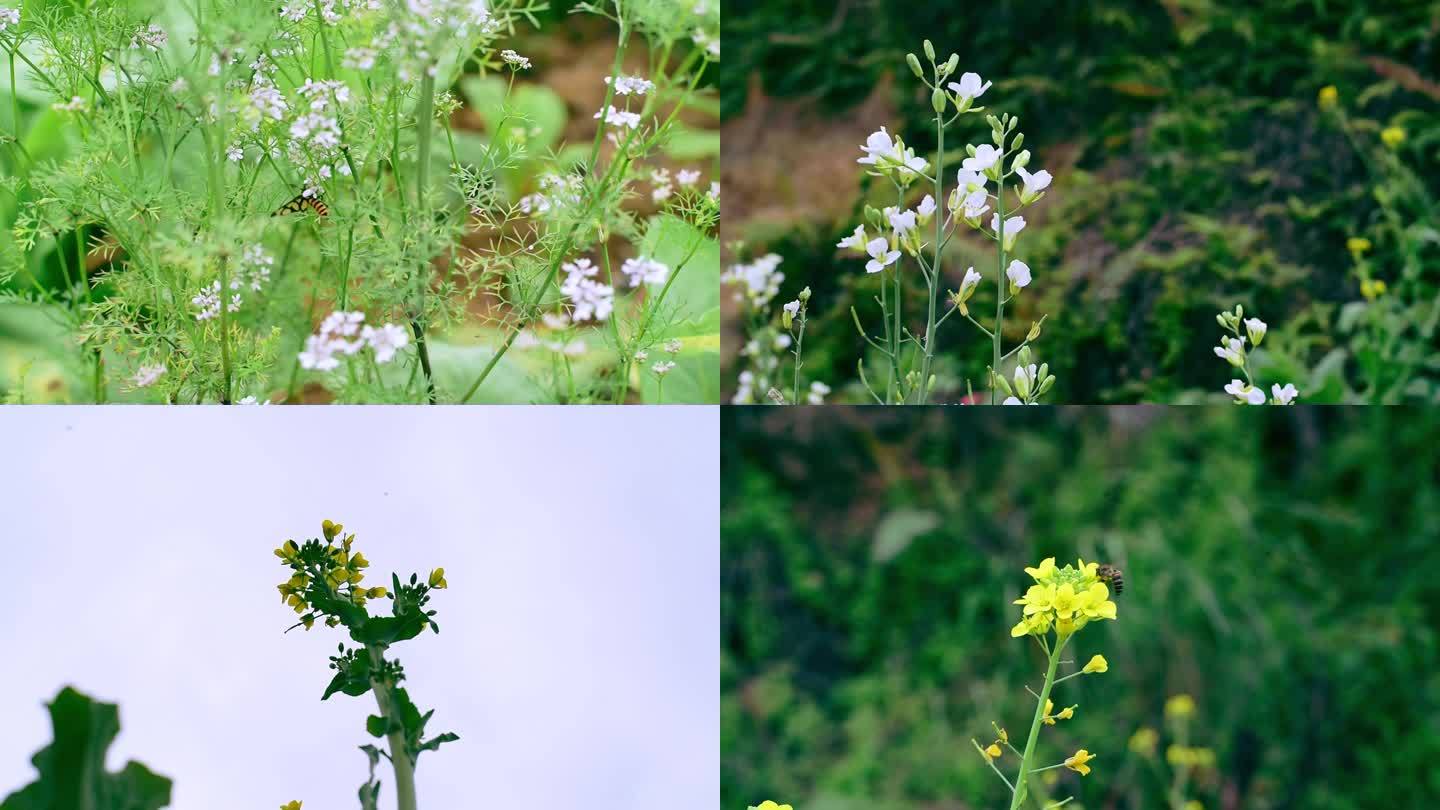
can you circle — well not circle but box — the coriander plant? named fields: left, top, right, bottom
left=273, top=520, right=456, bottom=810
left=972, top=557, right=1119, bottom=810
left=0, top=0, right=720, bottom=403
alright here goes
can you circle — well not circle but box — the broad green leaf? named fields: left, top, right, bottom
left=0, top=687, right=172, bottom=810
left=872, top=509, right=940, bottom=563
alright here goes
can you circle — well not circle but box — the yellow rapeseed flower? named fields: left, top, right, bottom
left=1165, top=694, right=1196, bottom=718
left=367, top=586, right=388, bottom=599
left=322, top=520, right=342, bottom=541
left=1128, top=726, right=1158, bottom=756
left=984, top=743, right=1002, bottom=760
left=281, top=802, right=302, bottom=810
left=1024, top=557, right=1057, bottom=581
left=750, top=803, right=793, bottom=810
left=429, top=567, right=448, bottom=589
left=1381, top=126, right=1406, bottom=148
left=1347, top=236, right=1371, bottom=255
left=1317, top=85, right=1338, bottom=108
left=1184, top=802, right=1204, bottom=810
left=274, top=540, right=300, bottom=562
left=1063, top=749, right=1095, bottom=776
left=1361, top=278, right=1387, bottom=300
left=1082, top=654, right=1108, bottom=674
left=351, top=552, right=370, bottom=569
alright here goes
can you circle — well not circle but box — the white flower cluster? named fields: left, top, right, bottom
left=0, top=6, right=18, bottom=30
left=500, top=49, right=531, bottom=70
left=605, top=75, right=654, bottom=96
left=1213, top=307, right=1299, bottom=404
left=236, top=244, right=275, bottom=291
left=517, top=172, right=584, bottom=217
left=650, top=167, right=702, bottom=204
left=559, top=258, right=614, bottom=322
left=192, top=280, right=241, bottom=321
left=856, top=127, right=929, bottom=182
left=131, top=364, right=166, bottom=388
left=52, top=96, right=87, bottom=112
left=594, top=105, right=642, bottom=130
left=298, top=311, right=410, bottom=371
left=723, top=253, right=784, bottom=308
left=620, top=256, right=669, bottom=287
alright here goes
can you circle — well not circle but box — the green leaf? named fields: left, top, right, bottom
left=417, top=732, right=460, bottom=754
left=322, top=653, right=372, bottom=701
left=458, top=77, right=568, bottom=150
left=365, top=715, right=389, bottom=738
left=661, top=126, right=720, bottom=160
left=640, top=214, right=720, bottom=320
left=0, top=687, right=173, bottom=810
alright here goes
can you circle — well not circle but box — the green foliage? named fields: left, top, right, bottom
left=1, top=687, right=172, bottom=810
left=722, top=407, right=1440, bottom=808
left=724, top=0, right=1440, bottom=402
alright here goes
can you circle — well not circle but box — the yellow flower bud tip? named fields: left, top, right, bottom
left=1346, top=237, right=1371, bottom=255
left=1063, top=749, right=1095, bottom=776
left=984, top=743, right=1002, bottom=760
left=1381, top=126, right=1406, bottom=147
left=367, top=586, right=388, bottom=599
left=351, top=552, right=370, bottom=569
left=1083, top=654, right=1109, bottom=674
left=281, top=802, right=303, bottom=810
left=1317, top=85, right=1338, bottom=108
left=1056, top=705, right=1075, bottom=720
left=322, top=520, right=341, bottom=541
left=429, top=568, right=448, bottom=589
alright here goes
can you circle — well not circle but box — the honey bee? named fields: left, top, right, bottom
left=1097, top=564, right=1124, bottom=596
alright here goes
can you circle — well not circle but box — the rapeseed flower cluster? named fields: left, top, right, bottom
left=273, top=520, right=395, bottom=629
left=1010, top=557, right=1118, bottom=638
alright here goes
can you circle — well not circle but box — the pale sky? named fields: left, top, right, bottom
left=0, top=406, right=718, bottom=810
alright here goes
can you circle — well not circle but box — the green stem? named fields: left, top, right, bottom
left=1010, top=637, right=1064, bottom=810
left=411, top=71, right=438, bottom=403
left=365, top=644, right=417, bottom=810
left=791, top=314, right=805, bottom=405
left=993, top=166, right=1007, bottom=404
left=918, top=109, right=944, bottom=404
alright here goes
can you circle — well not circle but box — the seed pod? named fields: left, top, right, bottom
left=1039, top=375, right=1056, bottom=395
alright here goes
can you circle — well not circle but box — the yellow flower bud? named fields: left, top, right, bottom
left=1082, top=654, right=1109, bottom=674
left=1381, top=126, right=1406, bottom=148
left=1128, top=727, right=1158, bottom=756
left=1346, top=236, right=1371, bottom=255
left=429, top=567, right=448, bottom=589
left=281, top=802, right=303, bottom=810
left=751, top=803, right=793, bottom=810
left=1317, top=85, right=1338, bottom=109
left=367, top=586, right=388, bottom=599
left=322, top=520, right=342, bottom=541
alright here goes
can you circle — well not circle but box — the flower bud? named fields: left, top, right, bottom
left=1012, top=149, right=1031, bottom=171
left=1039, top=375, right=1055, bottom=395
left=1010, top=132, right=1024, bottom=151
left=906, top=53, right=924, bottom=79
left=992, top=368, right=1013, bottom=396
left=1017, top=346, right=1033, bottom=367
left=798, top=286, right=811, bottom=303
left=946, top=54, right=959, bottom=75
left=932, top=88, right=946, bottom=114
left=922, top=39, right=935, bottom=61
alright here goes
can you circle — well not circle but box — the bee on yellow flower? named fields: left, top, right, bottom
left=1063, top=749, right=1095, bottom=776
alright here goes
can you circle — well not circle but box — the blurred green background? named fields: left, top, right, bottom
left=720, top=0, right=1440, bottom=403
left=722, top=407, right=1440, bottom=809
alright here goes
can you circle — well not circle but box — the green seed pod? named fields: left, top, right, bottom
left=932, top=88, right=947, bottom=114
left=906, top=53, right=924, bottom=79
left=923, top=39, right=936, bottom=61
left=1038, top=362, right=1049, bottom=380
